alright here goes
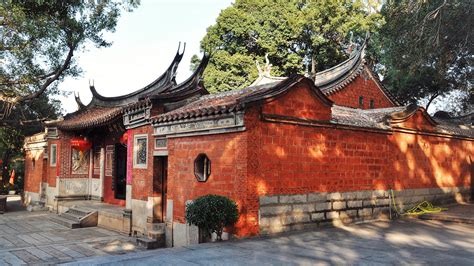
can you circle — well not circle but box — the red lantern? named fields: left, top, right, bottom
left=119, top=132, right=128, bottom=145
left=70, top=137, right=92, bottom=152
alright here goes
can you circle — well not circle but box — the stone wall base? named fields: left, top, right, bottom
left=98, top=210, right=132, bottom=235
left=259, top=186, right=470, bottom=234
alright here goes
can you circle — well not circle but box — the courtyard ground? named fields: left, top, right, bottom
left=70, top=204, right=474, bottom=265
left=1, top=196, right=473, bottom=265
left=0, top=196, right=143, bottom=265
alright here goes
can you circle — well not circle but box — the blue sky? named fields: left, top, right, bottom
left=59, top=0, right=233, bottom=113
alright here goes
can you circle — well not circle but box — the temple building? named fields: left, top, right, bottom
left=24, top=42, right=473, bottom=247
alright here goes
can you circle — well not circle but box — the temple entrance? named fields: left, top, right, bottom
left=153, top=156, right=168, bottom=222
left=114, top=143, right=127, bottom=200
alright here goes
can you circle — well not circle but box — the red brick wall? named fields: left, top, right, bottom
left=166, top=130, right=250, bottom=235
left=129, top=126, right=155, bottom=201
left=24, top=149, right=44, bottom=193
left=164, top=81, right=472, bottom=237
left=263, top=84, right=331, bottom=121
left=327, top=69, right=395, bottom=109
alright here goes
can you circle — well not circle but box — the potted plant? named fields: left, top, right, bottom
left=185, top=194, right=239, bottom=242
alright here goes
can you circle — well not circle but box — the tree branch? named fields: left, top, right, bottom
left=18, top=43, right=75, bottom=103
left=425, top=92, right=440, bottom=111
left=0, top=117, right=47, bottom=127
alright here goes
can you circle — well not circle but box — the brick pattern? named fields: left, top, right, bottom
left=259, top=187, right=470, bottom=234
left=327, top=70, right=395, bottom=109
left=167, top=131, right=248, bottom=233
left=24, top=150, right=44, bottom=193
left=263, top=84, right=331, bottom=121
left=129, top=126, right=155, bottom=201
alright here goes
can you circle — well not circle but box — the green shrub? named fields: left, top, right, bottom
left=185, top=194, right=239, bottom=241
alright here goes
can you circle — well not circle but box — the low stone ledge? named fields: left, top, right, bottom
left=260, top=205, right=292, bottom=216
left=292, top=203, right=316, bottom=213
left=279, top=194, right=307, bottom=204
left=310, top=212, right=325, bottom=221
left=259, top=195, right=279, bottom=206
left=347, top=200, right=363, bottom=208
left=258, top=187, right=470, bottom=235
left=315, top=202, right=331, bottom=211
left=281, top=214, right=310, bottom=225
left=308, top=192, right=327, bottom=202
left=327, top=192, right=342, bottom=201
left=332, top=201, right=346, bottom=210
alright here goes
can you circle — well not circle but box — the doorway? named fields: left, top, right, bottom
left=114, top=143, right=127, bottom=200
left=153, top=156, right=168, bottom=222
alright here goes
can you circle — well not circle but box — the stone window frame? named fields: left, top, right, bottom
left=154, top=138, right=167, bottom=150
left=50, top=144, right=57, bottom=167
left=194, top=153, right=211, bottom=182
left=133, top=134, right=148, bottom=169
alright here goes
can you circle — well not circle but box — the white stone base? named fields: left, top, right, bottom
left=23, top=191, right=40, bottom=206
left=172, top=222, right=199, bottom=247
left=259, top=186, right=470, bottom=234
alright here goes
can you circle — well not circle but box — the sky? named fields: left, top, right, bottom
left=58, top=0, right=233, bottom=114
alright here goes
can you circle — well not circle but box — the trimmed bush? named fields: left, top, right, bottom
left=185, top=194, right=239, bottom=241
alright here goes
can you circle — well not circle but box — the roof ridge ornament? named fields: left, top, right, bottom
left=256, top=53, right=273, bottom=77
left=74, top=92, right=85, bottom=111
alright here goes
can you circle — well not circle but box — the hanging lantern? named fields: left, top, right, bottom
left=119, top=132, right=128, bottom=145
left=70, top=137, right=92, bottom=152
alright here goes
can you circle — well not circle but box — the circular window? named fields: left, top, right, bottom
left=194, top=154, right=211, bottom=182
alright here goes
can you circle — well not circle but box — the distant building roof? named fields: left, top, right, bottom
left=151, top=76, right=473, bottom=139
left=52, top=45, right=209, bottom=131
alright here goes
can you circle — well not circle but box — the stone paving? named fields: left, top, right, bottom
left=69, top=218, right=474, bottom=265
left=0, top=196, right=143, bottom=265
left=420, top=202, right=474, bottom=224
left=2, top=196, right=474, bottom=265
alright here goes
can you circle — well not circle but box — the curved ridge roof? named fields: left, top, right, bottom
left=88, top=43, right=186, bottom=107
left=314, top=42, right=366, bottom=92
left=314, top=38, right=400, bottom=106
left=54, top=46, right=211, bottom=131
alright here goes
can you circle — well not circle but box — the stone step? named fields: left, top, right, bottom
left=59, top=212, right=83, bottom=221
left=67, top=207, right=92, bottom=217
left=49, top=215, right=81, bottom=229
left=136, top=237, right=165, bottom=250
left=147, top=229, right=165, bottom=240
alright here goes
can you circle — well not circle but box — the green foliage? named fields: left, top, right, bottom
left=189, top=54, right=202, bottom=72
left=185, top=194, right=239, bottom=241
left=0, top=0, right=138, bottom=120
left=374, top=0, right=473, bottom=113
left=200, top=0, right=383, bottom=92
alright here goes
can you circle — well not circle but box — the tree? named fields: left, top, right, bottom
left=0, top=91, right=61, bottom=186
left=198, top=0, right=383, bottom=93
left=0, top=0, right=138, bottom=186
left=0, top=0, right=139, bottom=123
left=374, top=0, right=473, bottom=114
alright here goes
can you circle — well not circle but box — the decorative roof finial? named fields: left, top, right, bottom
left=256, top=53, right=272, bottom=77
left=346, top=31, right=356, bottom=54
left=74, top=92, right=85, bottom=111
